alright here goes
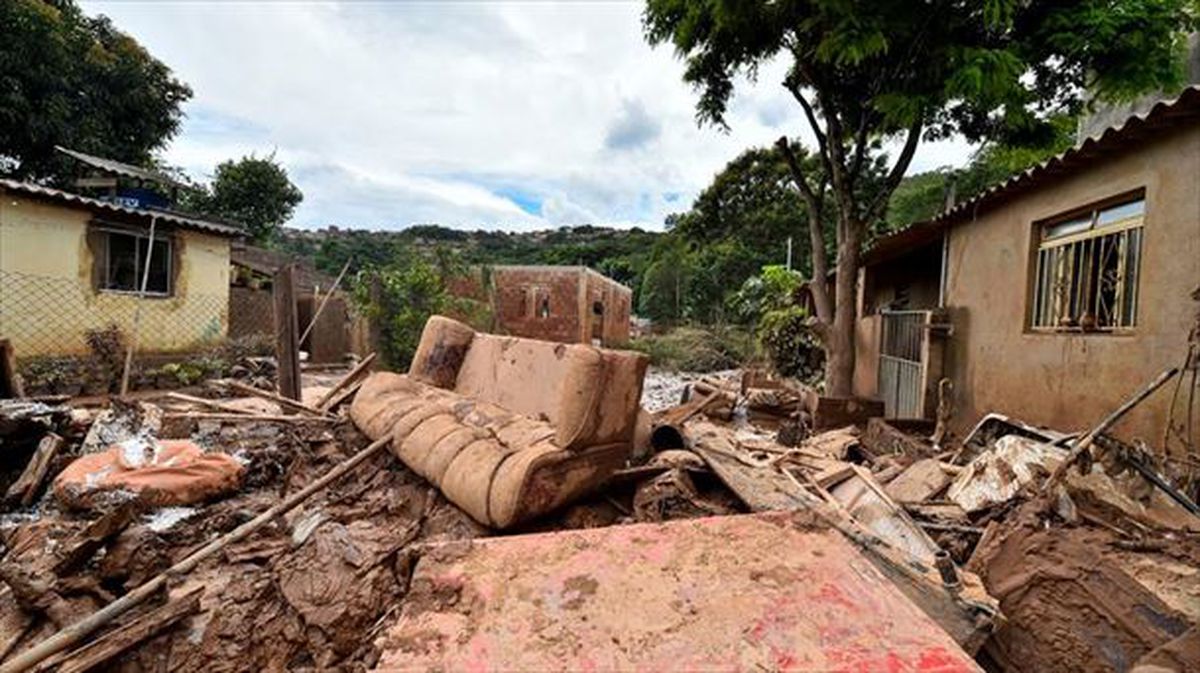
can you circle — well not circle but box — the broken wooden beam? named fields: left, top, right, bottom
left=53, top=502, right=141, bottom=577
left=315, top=352, right=376, bottom=412
left=319, top=379, right=363, bottom=414
left=1042, top=367, right=1179, bottom=495
left=162, top=412, right=337, bottom=424
left=164, top=392, right=257, bottom=416
left=0, top=434, right=393, bottom=673
left=4, top=433, right=63, bottom=507
left=50, top=587, right=204, bottom=673
left=223, top=380, right=329, bottom=417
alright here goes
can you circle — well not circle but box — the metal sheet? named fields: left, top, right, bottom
left=375, top=512, right=982, bottom=672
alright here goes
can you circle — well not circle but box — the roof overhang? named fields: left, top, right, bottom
left=0, top=179, right=244, bottom=238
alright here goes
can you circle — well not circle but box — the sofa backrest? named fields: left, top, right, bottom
left=411, top=316, right=647, bottom=451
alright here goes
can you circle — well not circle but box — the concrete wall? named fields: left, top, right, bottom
left=0, top=197, right=231, bottom=356
left=943, top=123, right=1199, bottom=448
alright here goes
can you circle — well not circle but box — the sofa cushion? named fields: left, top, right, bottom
left=352, top=372, right=588, bottom=527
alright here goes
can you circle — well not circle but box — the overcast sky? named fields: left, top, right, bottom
left=84, top=1, right=975, bottom=232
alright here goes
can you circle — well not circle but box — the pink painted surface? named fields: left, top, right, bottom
left=374, top=512, right=981, bottom=672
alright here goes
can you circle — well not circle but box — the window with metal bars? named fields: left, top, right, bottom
left=1030, top=195, right=1144, bottom=332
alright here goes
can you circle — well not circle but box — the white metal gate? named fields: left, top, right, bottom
left=878, top=310, right=926, bottom=419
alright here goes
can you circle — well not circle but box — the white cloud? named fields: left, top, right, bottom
left=81, top=1, right=977, bottom=232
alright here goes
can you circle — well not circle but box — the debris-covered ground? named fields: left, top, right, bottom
left=1, top=359, right=1197, bottom=672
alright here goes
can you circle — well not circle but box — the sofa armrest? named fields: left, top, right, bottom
left=555, top=348, right=648, bottom=451
left=408, top=315, right=476, bottom=389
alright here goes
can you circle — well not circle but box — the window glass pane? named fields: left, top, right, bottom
left=1043, top=215, right=1092, bottom=240
left=1097, top=198, right=1144, bottom=226
left=105, top=233, right=139, bottom=290
left=137, top=237, right=171, bottom=294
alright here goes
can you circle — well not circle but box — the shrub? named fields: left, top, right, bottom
left=757, top=305, right=824, bottom=382
left=627, top=325, right=753, bottom=372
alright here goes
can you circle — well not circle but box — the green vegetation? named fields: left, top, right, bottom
left=184, top=154, right=304, bottom=245
left=350, top=248, right=492, bottom=369
left=0, top=0, right=192, bottom=183
left=627, top=326, right=754, bottom=372
left=644, top=0, right=1196, bottom=395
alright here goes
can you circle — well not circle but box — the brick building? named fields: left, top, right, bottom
left=458, top=265, right=632, bottom=347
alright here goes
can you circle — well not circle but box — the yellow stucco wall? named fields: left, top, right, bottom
left=0, top=195, right=231, bottom=356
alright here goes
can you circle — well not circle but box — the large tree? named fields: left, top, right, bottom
left=645, top=0, right=1195, bottom=396
left=190, top=154, right=304, bottom=245
left=0, top=0, right=192, bottom=182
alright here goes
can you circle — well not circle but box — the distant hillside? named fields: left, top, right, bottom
left=275, top=224, right=664, bottom=292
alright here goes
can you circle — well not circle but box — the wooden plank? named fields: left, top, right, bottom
left=828, top=465, right=942, bottom=563
left=273, top=264, right=302, bottom=403
left=0, top=436, right=392, bottom=673
left=4, top=433, right=62, bottom=506
left=52, top=587, right=204, bottom=673
left=688, top=421, right=821, bottom=512
left=163, top=412, right=335, bottom=424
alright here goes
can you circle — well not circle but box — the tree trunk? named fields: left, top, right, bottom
left=825, top=223, right=862, bottom=397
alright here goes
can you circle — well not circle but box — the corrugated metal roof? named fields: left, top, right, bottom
left=0, top=178, right=245, bottom=238
left=866, top=85, right=1200, bottom=265
left=54, top=146, right=178, bottom=185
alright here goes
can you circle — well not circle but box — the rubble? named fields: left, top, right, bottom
left=0, top=316, right=1197, bottom=673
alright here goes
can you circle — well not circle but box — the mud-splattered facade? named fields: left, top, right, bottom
left=461, top=265, right=632, bottom=346
left=0, top=180, right=242, bottom=357
left=851, top=87, right=1200, bottom=454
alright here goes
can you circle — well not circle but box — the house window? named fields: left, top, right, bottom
left=1030, top=195, right=1144, bottom=331
left=99, top=229, right=172, bottom=296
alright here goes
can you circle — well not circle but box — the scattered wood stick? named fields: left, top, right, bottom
left=0, top=434, right=393, bottom=673
left=4, top=433, right=62, bottom=506
left=222, top=380, right=329, bottom=417
left=162, top=412, right=337, bottom=424
left=49, top=586, right=204, bottom=673
left=298, top=257, right=353, bottom=347
left=320, top=380, right=363, bottom=414
left=1042, top=367, right=1178, bottom=495
left=315, top=352, right=376, bottom=411
left=164, top=392, right=256, bottom=416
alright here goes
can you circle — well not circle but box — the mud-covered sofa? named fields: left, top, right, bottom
left=350, top=315, right=648, bottom=529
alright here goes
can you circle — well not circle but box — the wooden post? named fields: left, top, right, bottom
left=0, top=339, right=23, bottom=399
left=367, top=273, right=384, bottom=359
left=298, top=257, right=352, bottom=347
left=273, top=264, right=302, bottom=402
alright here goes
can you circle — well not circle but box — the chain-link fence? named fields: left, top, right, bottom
left=1, top=269, right=272, bottom=395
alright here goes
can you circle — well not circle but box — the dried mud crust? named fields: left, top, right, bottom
left=0, top=426, right=488, bottom=672
left=969, top=503, right=1199, bottom=673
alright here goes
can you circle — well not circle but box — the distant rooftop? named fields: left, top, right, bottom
left=55, top=145, right=178, bottom=186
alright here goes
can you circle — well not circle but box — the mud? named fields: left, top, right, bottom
left=969, top=502, right=1196, bottom=672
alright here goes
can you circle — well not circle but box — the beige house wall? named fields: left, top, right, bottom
left=943, top=124, right=1200, bottom=446
left=0, top=197, right=231, bottom=356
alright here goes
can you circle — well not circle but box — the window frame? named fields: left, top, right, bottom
left=92, top=223, right=174, bottom=298
left=1027, top=189, right=1145, bottom=334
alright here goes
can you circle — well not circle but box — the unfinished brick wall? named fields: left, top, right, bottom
left=584, top=270, right=632, bottom=346
left=491, top=267, right=582, bottom=343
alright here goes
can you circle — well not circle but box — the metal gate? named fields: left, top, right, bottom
left=878, top=310, right=927, bottom=419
